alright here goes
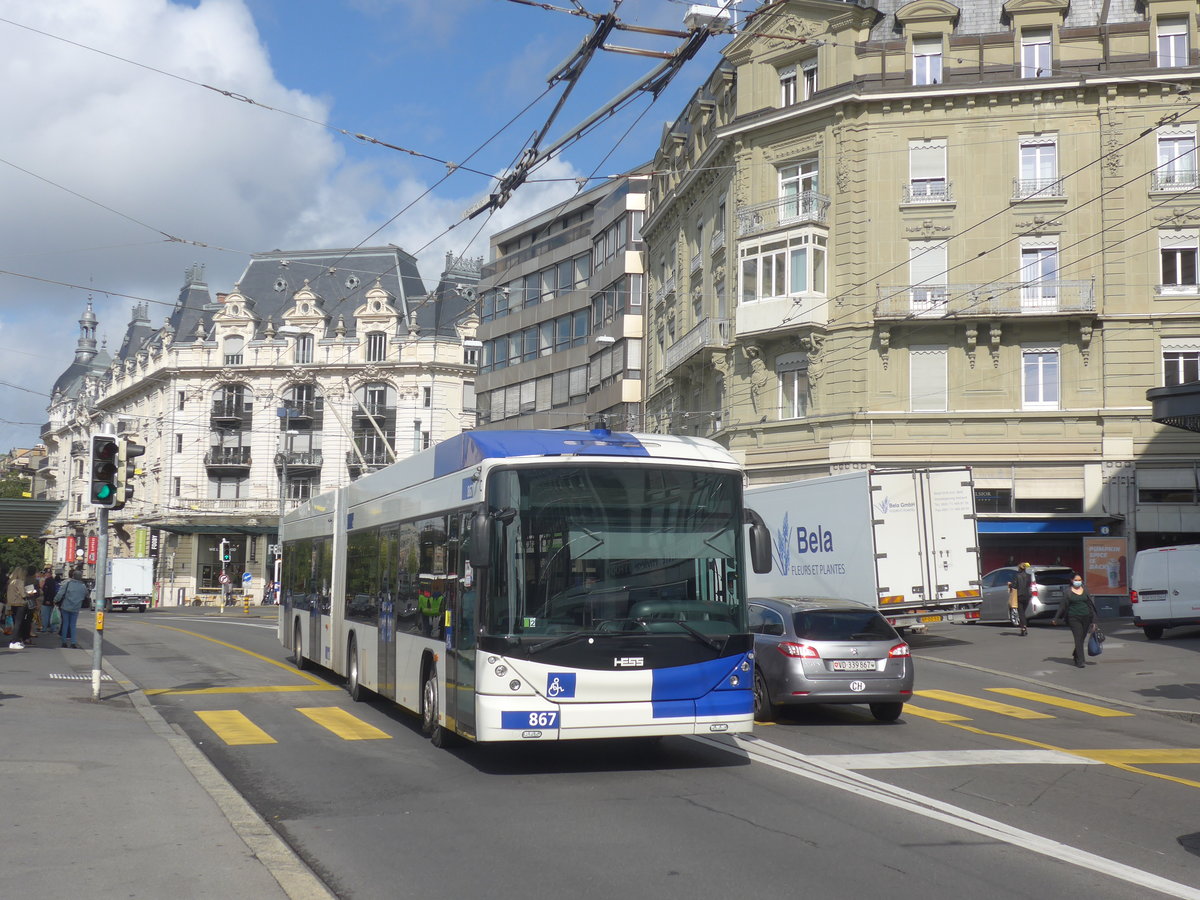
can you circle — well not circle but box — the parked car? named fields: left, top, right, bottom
left=978, top=565, right=1075, bottom=623
left=1130, top=544, right=1200, bottom=640
left=749, top=597, right=914, bottom=723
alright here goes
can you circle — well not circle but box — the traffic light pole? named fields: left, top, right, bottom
left=92, top=507, right=108, bottom=701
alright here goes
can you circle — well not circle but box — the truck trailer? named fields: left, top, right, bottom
left=744, top=468, right=981, bottom=631
left=106, top=557, right=154, bottom=612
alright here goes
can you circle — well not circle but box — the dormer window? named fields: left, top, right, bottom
left=913, top=37, right=943, bottom=85
left=365, top=331, right=387, bottom=362
left=223, top=336, right=244, bottom=366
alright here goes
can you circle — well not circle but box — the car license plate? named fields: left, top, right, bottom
left=920, top=614, right=942, bottom=623
left=832, top=660, right=877, bottom=671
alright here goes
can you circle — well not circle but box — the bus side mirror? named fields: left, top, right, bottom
left=745, top=508, right=772, bottom=575
left=469, top=511, right=492, bottom=568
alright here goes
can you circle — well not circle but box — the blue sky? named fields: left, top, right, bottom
left=0, top=0, right=736, bottom=452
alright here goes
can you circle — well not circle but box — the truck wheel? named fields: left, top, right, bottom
left=1144, top=625, right=1165, bottom=641
left=346, top=637, right=364, bottom=702
left=138, top=606, right=147, bottom=613
left=870, top=702, right=904, bottom=723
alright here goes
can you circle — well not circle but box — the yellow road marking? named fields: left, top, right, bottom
left=915, top=689, right=1054, bottom=719
left=903, top=705, right=972, bottom=722
left=196, top=710, right=277, bottom=746
left=145, top=622, right=330, bottom=688
left=146, top=684, right=340, bottom=696
left=298, top=707, right=391, bottom=740
left=1074, top=749, right=1200, bottom=765
left=985, top=688, right=1133, bottom=718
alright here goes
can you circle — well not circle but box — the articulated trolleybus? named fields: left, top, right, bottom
left=280, top=429, right=771, bottom=747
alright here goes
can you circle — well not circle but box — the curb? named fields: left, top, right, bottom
left=914, top=653, right=1200, bottom=725
left=99, top=656, right=337, bottom=900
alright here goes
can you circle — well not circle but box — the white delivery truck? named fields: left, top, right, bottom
left=744, top=468, right=981, bottom=631
left=1129, top=544, right=1200, bottom=640
left=106, top=557, right=154, bottom=612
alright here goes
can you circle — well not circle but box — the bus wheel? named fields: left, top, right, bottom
left=422, top=664, right=448, bottom=747
left=347, top=637, right=364, bottom=702
left=292, top=621, right=309, bottom=671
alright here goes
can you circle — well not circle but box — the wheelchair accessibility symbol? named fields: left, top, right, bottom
left=546, top=672, right=576, bottom=698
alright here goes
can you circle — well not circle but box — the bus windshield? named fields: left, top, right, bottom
left=481, top=465, right=745, bottom=643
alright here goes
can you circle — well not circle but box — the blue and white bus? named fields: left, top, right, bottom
left=279, top=429, right=771, bottom=746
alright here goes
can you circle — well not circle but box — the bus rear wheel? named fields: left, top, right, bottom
left=292, top=621, right=309, bottom=671
left=346, top=637, right=364, bottom=702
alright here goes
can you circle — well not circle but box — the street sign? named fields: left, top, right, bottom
left=241, top=572, right=252, bottom=584
left=219, top=572, right=230, bottom=585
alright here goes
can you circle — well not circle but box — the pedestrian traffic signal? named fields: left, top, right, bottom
left=115, top=439, right=146, bottom=510
left=89, top=434, right=120, bottom=508
left=220, top=539, right=231, bottom=563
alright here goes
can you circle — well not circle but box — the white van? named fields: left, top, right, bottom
left=1130, top=544, right=1200, bottom=640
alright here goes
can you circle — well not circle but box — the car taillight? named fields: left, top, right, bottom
left=888, top=642, right=911, bottom=658
left=1130, top=590, right=1139, bottom=604
left=778, top=641, right=820, bottom=659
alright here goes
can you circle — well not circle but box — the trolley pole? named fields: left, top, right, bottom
left=92, top=508, right=108, bottom=701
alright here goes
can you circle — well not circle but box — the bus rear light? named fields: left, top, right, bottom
left=778, top=642, right=820, bottom=659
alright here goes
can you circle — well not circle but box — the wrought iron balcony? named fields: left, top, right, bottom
left=736, top=191, right=830, bottom=237
left=1151, top=170, right=1200, bottom=192
left=710, top=229, right=726, bottom=254
left=663, top=317, right=731, bottom=373
left=204, top=447, right=252, bottom=468
left=902, top=181, right=953, bottom=204
left=690, top=251, right=703, bottom=273
left=1011, top=178, right=1066, bottom=200
left=211, top=400, right=250, bottom=422
left=278, top=398, right=321, bottom=421
left=274, top=450, right=323, bottom=471
left=652, top=274, right=676, bottom=305
left=353, top=403, right=392, bottom=422
left=875, top=281, right=1096, bottom=318
left=346, top=450, right=391, bottom=473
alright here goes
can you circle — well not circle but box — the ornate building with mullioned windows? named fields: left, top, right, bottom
left=41, top=248, right=479, bottom=605
left=642, top=0, right=1200, bottom=576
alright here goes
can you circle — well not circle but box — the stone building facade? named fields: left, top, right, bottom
left=41, top=247, right=479, bottom=605
left=642, top=0, right=1200, bottom=574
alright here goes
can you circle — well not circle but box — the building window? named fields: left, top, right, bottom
left=462, top=381, right=476, bottom=413
left=209, top=475, right=248, bottom=499
left=1020, top=244, right=1060, bottom=310
left=779, top=65, right=797, bottom=106
left=803, top=61, right=818, bottom=99
left=913, top=37, right=942, bottom=85
left=776, top=352, right=809, bottom=419
left=1156, top=127, right=1198, bottom=190
left=175, top=434, right=182, bottom=454
left=910, top=345, right=948, bottom=412
left=365, top=331, right=387, bottom=362
left=294, top=334, right=313, bottom=364
left=1158, top=17, right=1189, bottom=68
left=173, top=477, right=181, bottom=498
left=779, top=160, right=818, bottom=221
left=178, top=391, right=186, bottom=410
left=1163, top=340, right=1200, bottom=385
left=1021, top=29, right=1053, bottom=78
left=422, top=386, right=432, bottom=408
left=909, top=240, right=948, bottom=314
left=1022, top=348, right=1060, bottom=410
left=1016, top=135, right=1061, bottom=198
left=463, top=345, right=479, bottom=365
left=223, top=336, right=244, bottom=366
left=1161, top=230, right=1199, bottom=291
left=740, top=231, right=827, bottom=302
left=907, top=139, right=948, bottom=202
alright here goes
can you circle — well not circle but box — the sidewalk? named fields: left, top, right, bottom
left=0, top=622, right=334, bottom=900
left=913, top=616, right=1200, bottom=723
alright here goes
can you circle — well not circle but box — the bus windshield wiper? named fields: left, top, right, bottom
left=633, top=618, right=725, bottom=652
left=527, top=630, right=601, bottom=655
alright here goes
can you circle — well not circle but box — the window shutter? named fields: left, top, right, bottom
left=910, top=346, right=948, bottom=411
left=909, top=241, right=948, bottom=286
left=909, top=140, right=947, bottom=179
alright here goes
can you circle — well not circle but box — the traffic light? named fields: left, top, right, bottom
left=220, top=539, right=231, bottom=564
left=89, top=434, right=119, bottom=508
left=115, top=439, right=146, bottom=510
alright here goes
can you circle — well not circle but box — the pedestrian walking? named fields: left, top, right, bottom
left=1053, top=571, right=1099, bottom=668
left=1007, top=561, right=1034, bottom=636
left=7, top=565, right=37, bottom=650
left=40, top=569, right=59, bottom=633
left=57, top=569, right=89, bottom=649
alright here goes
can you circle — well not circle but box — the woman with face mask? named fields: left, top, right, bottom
left=1052, top=571, right=1099, bottom=668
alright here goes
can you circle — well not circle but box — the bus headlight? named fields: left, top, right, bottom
left=495, top=664, right=508, bottom=677
left=509, top=679, right=522, bottom=691
left=730, top=675, right=740, bottom=687
left=740, top=659, right=751, bottom=672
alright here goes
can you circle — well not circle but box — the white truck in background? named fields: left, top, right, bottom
left=106, top=557, right=154, bottom=612
left=744, top=468, right=982, bottom=631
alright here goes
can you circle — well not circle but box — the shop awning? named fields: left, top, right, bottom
left=977, top=519, right=1097, bottom=534
left=0, top=499, right=64, bottom=537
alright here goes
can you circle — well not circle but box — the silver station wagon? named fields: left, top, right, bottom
left=749, top=597, right=915, bottom=723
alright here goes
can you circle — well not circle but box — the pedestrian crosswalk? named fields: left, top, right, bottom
left=197, top=706, right=391, bottom=745
left=907, top=687, right=1136, bottom=722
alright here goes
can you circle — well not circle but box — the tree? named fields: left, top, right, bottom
left=0, top=473, right=31, bottom=499
left=0, top=536, right=43, bottom=578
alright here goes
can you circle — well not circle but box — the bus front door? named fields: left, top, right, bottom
left=377, top=530, right=398, bottom=699
left=445, top=568, right=477, bottom=740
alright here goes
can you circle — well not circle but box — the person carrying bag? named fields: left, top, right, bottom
left=1007, top=562, right=1033, bottom=636
left=1053, top=571, right=1099, bottom=669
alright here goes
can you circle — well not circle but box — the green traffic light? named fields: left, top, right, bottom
left=95, top=484, right=114, bottom=500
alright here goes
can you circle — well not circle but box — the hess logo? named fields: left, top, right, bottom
left=613, top=657, right=644, bottom=667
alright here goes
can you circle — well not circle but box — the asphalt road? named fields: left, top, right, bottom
left=97, top=609, right=1200, bottom=900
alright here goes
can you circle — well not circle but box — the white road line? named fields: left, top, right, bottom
left=802, top=749, right=1101, bottom=770
left=158, top=616, right=278, bottom=630
left=692, top=734, right=1200, bottom=900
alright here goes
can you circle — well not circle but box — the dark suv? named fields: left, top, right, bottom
left=978, top=565, right=1075, bottom=623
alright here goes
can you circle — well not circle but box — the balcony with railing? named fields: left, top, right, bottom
left=1151, top=170, right=1200, bottom=192
left=277, top=398, right=322, bottom=422
left=211, top=400, right=251, bottom=424
left=204, top=446, right=252, bottom=469
left=353, top=402, right=393, bottom=423
left=274, top=449, right=323, bottom=472
left=710, top=229, right=726, bottom=255
left=736, top=291, right=829, bottom=336
left=663, top=317, right=731, bottom=374
left=736, top=191, right=830, bottom=237
left=690, top=250, right=703, bottom=273
left=902, top=181, right=954, bottom=204
left=875, top=281, right=1096, bottom=318
left=652, top=274, right=676, bottom=305
left=346, top=450, right=392, bottom=475
left=1012, top=178, right=1066, bottom=201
